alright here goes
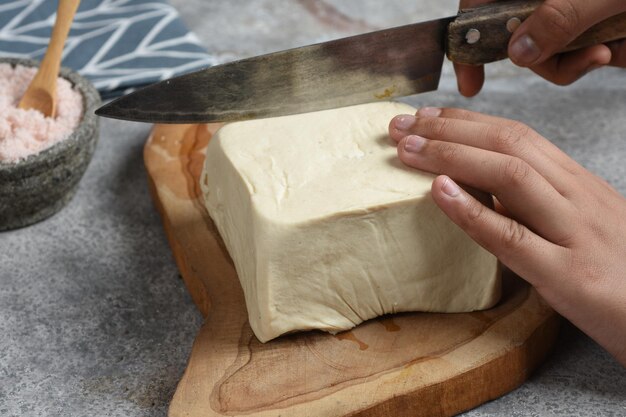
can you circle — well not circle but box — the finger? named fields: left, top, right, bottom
left=528, top=45, right=612, bottom=85
left=391, top=107, right=586, bottom=176
left=508, top=0, right=626, bottom=67
left=424, top=108, right=587, bottom=176
left=389, top=109, right=580, bottom=192
left=430, top=175, right=569, bottom=287
left=419, top=107, right=586, bottom=177
left=453, top=63, right=485, bottom=97
left=397, top=135, right=576, bottom=244
left=453, top=0, right=497, bottom=96
left=607, top=39, right=626, bottom=68
left=391, top=107, right=563, bottom=160
left=399, top=108, right=550, bottom=152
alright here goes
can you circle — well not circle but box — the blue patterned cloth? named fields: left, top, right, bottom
left=0, top=0, right=216, bottom=98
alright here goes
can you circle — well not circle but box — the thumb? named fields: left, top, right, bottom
left=508, top=0, right=624, bottom=67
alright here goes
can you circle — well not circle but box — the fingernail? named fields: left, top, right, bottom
left=418, top=107, right=442, bottom=117
left=394, top=115, right=415, bottom=131
left=509, top=34, right=541, bottom=66
left=404, top=135, right=427, bottom=153
left=441, top=177, right=461, bottom=198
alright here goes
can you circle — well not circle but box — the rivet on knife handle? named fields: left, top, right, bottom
left=447, top=0, right=626, bottom=66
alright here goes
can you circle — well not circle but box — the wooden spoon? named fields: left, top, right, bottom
left=18, top=0, right=81, bottom=118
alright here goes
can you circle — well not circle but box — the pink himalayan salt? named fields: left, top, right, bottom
left=0, top=63, right=83, bottom=163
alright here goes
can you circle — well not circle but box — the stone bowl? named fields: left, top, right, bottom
left=0, top=57, right=101, bottom=231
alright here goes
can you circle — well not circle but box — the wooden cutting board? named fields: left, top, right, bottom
left=144, top=123, right=560, bottom=417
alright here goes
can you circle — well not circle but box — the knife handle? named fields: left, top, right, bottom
left=447, top=0, right=626, bottom=65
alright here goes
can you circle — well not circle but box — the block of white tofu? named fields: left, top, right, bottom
left=200, top=101, right=500, bottom=342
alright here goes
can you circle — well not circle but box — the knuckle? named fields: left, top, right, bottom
left=426, top=116, right=452, bottom=138
left=456, top=197, right=488, bottom=234
left=466, top=198, right=488, bottom=223
left=499, top=157, right=532, bottom=187
left=509, top=121, right=532, bottom=137
left=453, top=108, right=473, bottom=121
left=433, top=142, right=460, bottom=165
left=540, top=0, right=581, bottom=43
left=500, top=220, right=528, bottom=251
left=489, top=126, right=523, bottom=153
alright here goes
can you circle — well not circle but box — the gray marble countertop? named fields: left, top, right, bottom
left=1, top=1, right=625, bottom=416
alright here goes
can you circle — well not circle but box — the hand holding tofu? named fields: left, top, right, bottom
left=390, top=107, right=626, bottom=366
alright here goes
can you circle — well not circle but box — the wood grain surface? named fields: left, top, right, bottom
left=144, top=123, right=560, bottom=417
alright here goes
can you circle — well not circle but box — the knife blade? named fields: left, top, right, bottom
left=96, top=0, right=626, bottom=124
left=96, top=17, right=451, bottom=124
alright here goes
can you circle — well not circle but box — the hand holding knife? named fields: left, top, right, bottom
left=455, top=0, right=626, bottom=96
left=96, top=0, right=626, bottom=124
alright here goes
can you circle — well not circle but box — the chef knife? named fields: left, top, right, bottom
left=96, top=0, right=626, bottom=124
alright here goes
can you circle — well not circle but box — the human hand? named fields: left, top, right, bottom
left=455, top=0, right=626, bottom=97
left=389, top=108, right=626, bottom=366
